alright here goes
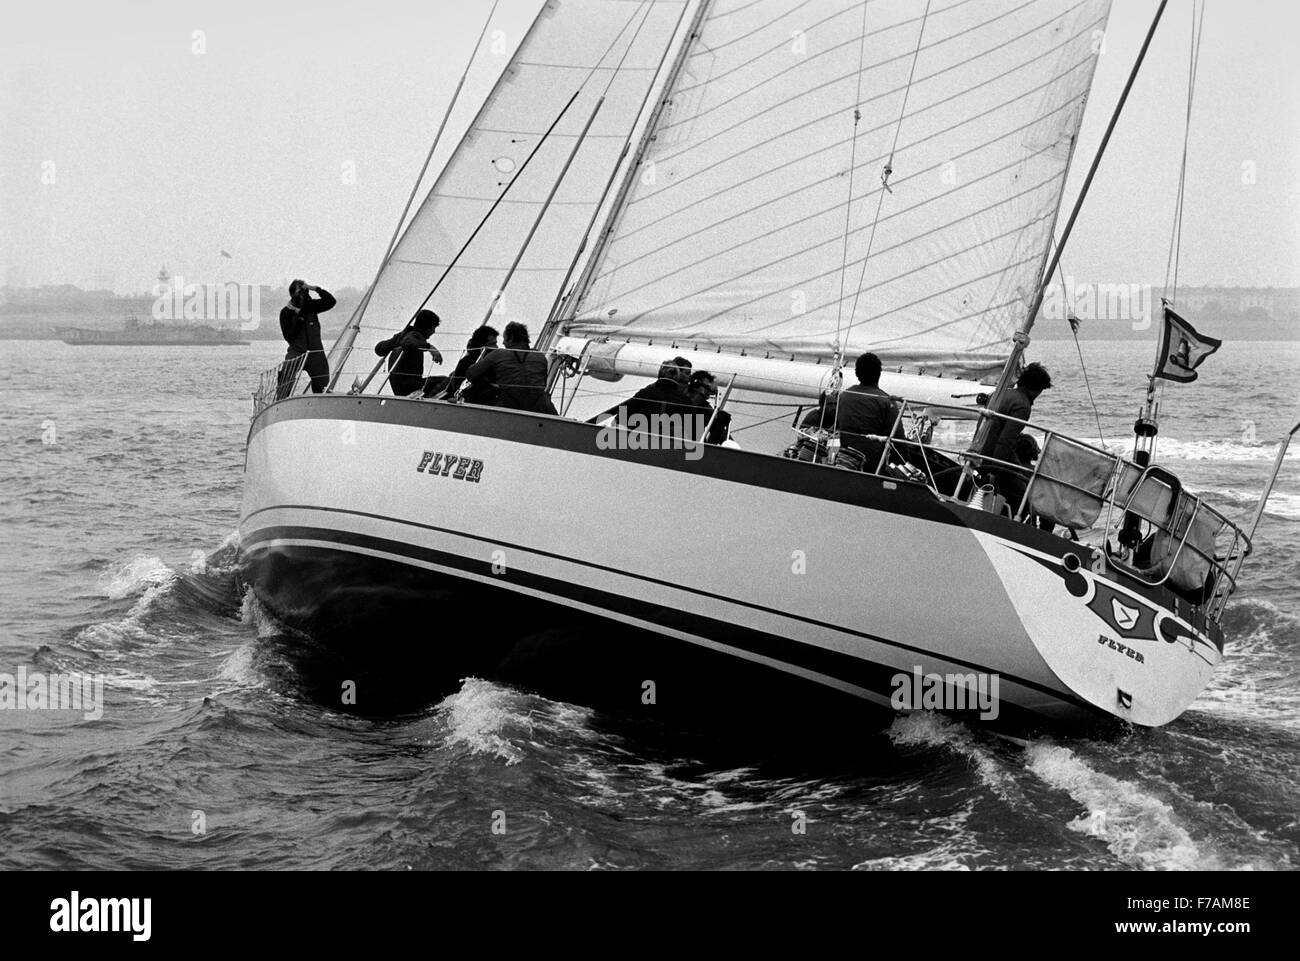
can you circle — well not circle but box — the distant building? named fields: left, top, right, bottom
left=1173, top=286, right=1300, bottom=323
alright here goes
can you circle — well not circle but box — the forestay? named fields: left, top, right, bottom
left=568, top=0, right=1112, bottom=378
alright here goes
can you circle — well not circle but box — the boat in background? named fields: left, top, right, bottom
left=239, top=0, right=1293, bottom=731
left=55, top=313, right=248, bottom=346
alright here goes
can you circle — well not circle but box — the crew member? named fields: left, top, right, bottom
left=465, top=322, right=557, bottom=414
left=684, top=370, right=731, bottom=445
left=622, top=357, right=693, bottom=421
left=279, top=279, right=336, bottom=394
left=800, top=352, right=899, bottom=468
left=441, top=325, right=499, bottom=400
left=374, top=310, right=444, bottom=396
left=979, top=361, right=1052, bottom=503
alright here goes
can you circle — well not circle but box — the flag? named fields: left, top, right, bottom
left=1155, top=304, right=1221, bottom=383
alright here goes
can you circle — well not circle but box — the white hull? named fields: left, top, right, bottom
left=239, top=395, right=1223, bottom=729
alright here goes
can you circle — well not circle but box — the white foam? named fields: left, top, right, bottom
left=434, top=678, right=533, bottom=765
left=75, top=578, right=177, bottom=654
left=887, top=712, right=1022, bottom=804
left=1024, top=742, right=1219, bottom=870
left=237, top=588, right=296, bottom=639
left=189, top=530, right=242, bottom=575
left=1078, top=436, right=1297, bottom=464
left=852, top=845, right=977, bottom=871
left=99, top=556, right=176, bottom=600
left=851, top=804, right=985, bottom=870
left=214, top=643, right=264, bottom=690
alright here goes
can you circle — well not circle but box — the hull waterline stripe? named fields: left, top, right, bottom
left=241, top=517, right=1090, bottom=711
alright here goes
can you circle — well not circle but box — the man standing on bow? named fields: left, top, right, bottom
left=279, top=279, right=336, bottom=394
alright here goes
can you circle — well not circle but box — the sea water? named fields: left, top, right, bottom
left=0, top=338, right=1296, bottom=870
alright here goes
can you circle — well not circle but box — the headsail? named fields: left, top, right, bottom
left=330, top=0, right=690, bottom=386
left=567, top=0, right=1113, bottom=378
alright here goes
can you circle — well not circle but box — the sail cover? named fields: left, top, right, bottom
left=569, top=0, right=1113, bottom=377
left=331, top=0, right=689, bottom=385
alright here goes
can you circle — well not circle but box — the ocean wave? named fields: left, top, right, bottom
left=1080, top=437, right=1298, bottom=463
left=1195, top=598, right=1300, bottom=726
left=851, top=802, right=990, bottom=870
left=1024, top=742, right=1222, bottom=870
left=98, top=555, right=177, bottom=600
left=213, top=643, right=266, bottom=692
left=887, top=712, right=1024, bottom=805
left=75, top=559, right=181, bottom=655
left=1198, top=488, right=1300, bottom=521
left=431, top=678, right=544, bottom=766
left=189, top=530, right=242, bottom=575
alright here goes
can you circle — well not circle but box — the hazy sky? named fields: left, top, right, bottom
left=2, top=0, right=1297, bottom=294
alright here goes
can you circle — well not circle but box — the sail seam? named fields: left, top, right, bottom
left=611, top=53, right=1093, bottom=254
left=676, top=222, right=1050, bottom=337
left=595, top=117, right=1073, bottom=298
left=608, top=186, right=1061, bottom=324
left=674, top=0, right=820, bottom=57
left=674, top=0, right=980, bottom=96
left=672, top=253, right=1039, bottom=339
left=659, top=0, right=1050, bottom=135
left=631, top=12, right=1103, bottom=207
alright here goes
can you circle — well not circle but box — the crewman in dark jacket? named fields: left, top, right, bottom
left=801, top=353, right=899, bottom=467
left=979, top=361, right=1052, bottom=509
left=441, top=324, right=499, bottom=400
left=621, top=357, right=693, bottom=421
left=589, top=357, right=694, bottom=441
left=979, top=362, right=1051, bottom=464
left=465, top=322, right=557, bottom=414
left=279, top=279, right=336, bottom=394
left=374, top=310, right=444, bottom=396
left=683, top=370, right=731, bottom=445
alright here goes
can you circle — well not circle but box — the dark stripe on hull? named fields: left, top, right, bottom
left=241, top=523, right=1103, bottom=731
left=248, top=394, right=1210, bottom=630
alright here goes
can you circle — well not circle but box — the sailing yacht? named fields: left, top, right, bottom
left=239, top=0, right=1288, bottom=729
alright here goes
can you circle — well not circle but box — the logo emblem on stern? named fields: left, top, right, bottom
left=1111, top=598, right=1140, bottom=631
left=1086, top=581, right=1157, bottom=642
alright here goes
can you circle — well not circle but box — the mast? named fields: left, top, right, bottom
left=552, top=0, right=715, bottom=332
left=972, top=0, right=1168, bottom=453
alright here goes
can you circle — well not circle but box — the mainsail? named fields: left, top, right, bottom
left=566, top=0, right=1113, bottom=378
left=330, top=0, right=690, bottom=385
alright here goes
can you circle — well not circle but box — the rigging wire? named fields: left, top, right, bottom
left=841, top=0, right=933, bottom=347
left=1162, top=0, right=1206, bottom=304
left=325, top=0, right=501, bottom=389
left=1156, top=0, right=1206, bottom=445
left=1053, top=252, right=1106, bottom=447
left=828, top=0, right=931, bottom=439
left=832, top=1, right=873, bottom=375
